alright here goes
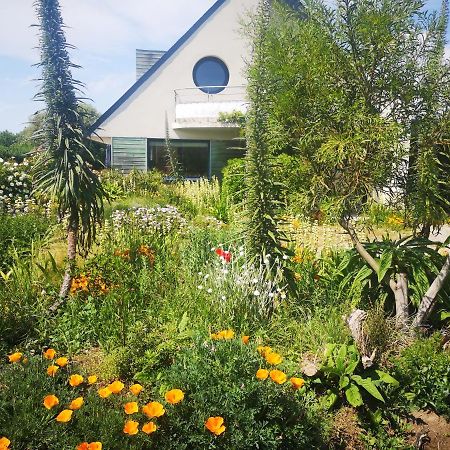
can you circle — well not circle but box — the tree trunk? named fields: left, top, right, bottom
left=50, top=223, right=77, bottom=312
left=413, top=254, right=450, bottom=327
left=394, top=273, right=409, bottom=329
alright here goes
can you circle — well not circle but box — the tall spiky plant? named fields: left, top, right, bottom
left=244, top=0, right=286, bottom=263
left=34, top=0, right=106, bottom=307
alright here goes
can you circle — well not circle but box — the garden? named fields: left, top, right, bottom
left=1, top=0, right=450, bottom=449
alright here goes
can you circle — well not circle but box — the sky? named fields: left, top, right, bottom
left=0, top=0, right=448, bottom=133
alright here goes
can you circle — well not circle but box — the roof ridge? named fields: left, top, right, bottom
left=89, top=0, right=228, bottom=135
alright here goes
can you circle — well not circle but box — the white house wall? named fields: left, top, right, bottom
left=94, top=0, right=259, bottom=142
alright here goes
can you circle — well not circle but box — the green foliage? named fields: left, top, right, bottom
left=391, top=334, right=450, bottom=417
left=315, top=344, right=398, bottom=409
left=321, top=237, right=450, bottom=316
left=0, top=213, right=53, bottom=271
left=156, top=335, right=328, bottom=449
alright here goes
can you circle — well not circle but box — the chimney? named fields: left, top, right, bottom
left=136, top=49, right=166, bottom=80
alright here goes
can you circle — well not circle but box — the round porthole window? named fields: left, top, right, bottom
left=193, top=56, right=229, bottom=94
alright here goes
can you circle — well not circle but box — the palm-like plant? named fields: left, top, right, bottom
left=33, top=0, right=106, bottom=307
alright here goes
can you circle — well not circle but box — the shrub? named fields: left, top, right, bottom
left=390, top=334, right=450, bottom=417
left=153, top=334, right=329, bottom=449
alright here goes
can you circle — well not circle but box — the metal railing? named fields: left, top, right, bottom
left=174, top=85, right=247, bottom=104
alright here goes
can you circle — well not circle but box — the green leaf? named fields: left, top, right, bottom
left=335, top=345, right=347, bottom=373
left=339, top=375, right=350, bottom=389
left=177, top=312, right=189, bottom=333
left=345, top=384, right=363, bottom=407
left=378, top=249, right=393, bottom=282
left=440, top=311, right=450, bottom=321
left=323, top=391, right=339, bottom=409
left=375, top=370, right=399, bottom=387
left=351, top=375, right=385, bottom=402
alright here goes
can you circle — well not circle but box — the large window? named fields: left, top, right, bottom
left=193, top=56, right=229, bottom=94
left=148, top=140, right=210, bottom=178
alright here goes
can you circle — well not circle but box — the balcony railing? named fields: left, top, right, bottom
left=173, top=86, right=248, bottom=129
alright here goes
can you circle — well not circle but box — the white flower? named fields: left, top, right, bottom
left=253, top=290, right=260, bottom=296
left=221, top=295, right=226, bottom=301
left=197, top=285, right=203, bottom=290
left=204, top=274, right=209, bottom=279
left=280, top=293, right=286, bottom=299
left=207, top=288, right=212, bottom=294
left=282, top=255, right=289, bottom=260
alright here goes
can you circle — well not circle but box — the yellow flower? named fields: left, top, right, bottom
left=69, top=397, right=84, bottom=410
left=98, top=387, right=112, bottom=398
left=270, top=369, right=287, bottom=384
left=129, top=384, right=143, bottom=395
left=43, top=348, right=56, bottom=360
left=56, top=409, right=73, bottom=423
left=108, top=380, right=125, bottom=394
left=292, top=218, right=301, bottom=229
left=43, top=394, right=59, bottom=410
left=241, top=335, right=250, bottom=345
left=142, top=401, right=165, bottom=418
left=256, top=369, right=269, bottom=380
left=69, top=374, right=84, bottom=387
left=205, top=416, right=226, bottom=436
left=265, top=352, right=283, bottom=365
left=142, top=421, right=157, bottom=434
left=88, top=375, right=98, bottom=385
left=124, top=402, right=139, bottom=415
left=8, top=352, right=22, bottom=363
left=165, top=389, right=184, bottom=405
left=256, top=346, right=272, bottom=357
left=123, top=420, right=139, bottom=435
left=55, top=357, right=68, bottom=367
left=290, top=377, right=305, bottom=390
left=211, top=329, right=234, bottom=340
left=47, top=365, right=59, bottom=377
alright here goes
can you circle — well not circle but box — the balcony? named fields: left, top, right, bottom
left=173, top=85, right=248, bottom=129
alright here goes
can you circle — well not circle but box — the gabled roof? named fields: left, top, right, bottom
left=89, top=0, right=228, bottom=134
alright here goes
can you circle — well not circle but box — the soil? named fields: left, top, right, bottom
left=407, top=410, right=450, bottom=450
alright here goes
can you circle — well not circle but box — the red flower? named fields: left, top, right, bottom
left=215, top=248, right=231, bottom=263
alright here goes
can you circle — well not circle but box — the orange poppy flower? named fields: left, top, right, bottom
left=43, top=348, right=56, bottom=360
left=290, top=377, right=305, bottom=390
left=43, top=394, right=59, bottom=410
left=241, top=335, right=250, bottom=345
left=69, top=397, right=84, bottom=410
left=88, top=443, right=102, bottom=450
left=55, top=357, right=68, bottom=367
left=256, top=369, right=269, bottom=380
left=124, top=402, right=139, bottom=415
left=269, top=369, right=287, bottom=384
left=88, top=375, right=98, bottom=384
left=142, top=422, right=157, bottom=434
left=47, top=365, right=59, bottom=377
left=165, top=389, right=184, bottom=405
left=211, top=329, right=234, bottom=340
left=142, top=401, right=165, bottom=418
left=108, top=380, right=125, bottom=394
left=69, top=374, right=84, bottom=387
left=8, top=352, right=22, bottom=363
left=76, top=443, right=89, bottom=450
left=0, top=437, right=10, bottom=448
left=265, top=352, right=283, bottom=365
left=129, top=384, right=143, bottom=395
left=56, top=409, right=73, bottom=423
left=123, top=420, right=139, bottom=435
left=205, top=416, right=226, bottom=436
left=98, top=387, right=112, bottom=398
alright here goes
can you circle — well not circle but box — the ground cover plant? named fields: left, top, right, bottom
left=1, top=0, right=450, bottom=449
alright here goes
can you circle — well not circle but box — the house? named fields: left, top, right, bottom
left=90, top=0, right=263, bottom=178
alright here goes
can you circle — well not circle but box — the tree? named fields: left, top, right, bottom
left=254, top=0, right=450, bottom=330
left=33, top=0, right=106, bottom=307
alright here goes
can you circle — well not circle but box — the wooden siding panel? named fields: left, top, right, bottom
left=111, top=137, right=147, bottom=173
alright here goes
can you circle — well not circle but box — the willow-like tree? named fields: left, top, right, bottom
left=34, top=0, right=106, bottom=307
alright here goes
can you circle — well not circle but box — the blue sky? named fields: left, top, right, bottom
left=0, top=0, right=448, bottom=133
